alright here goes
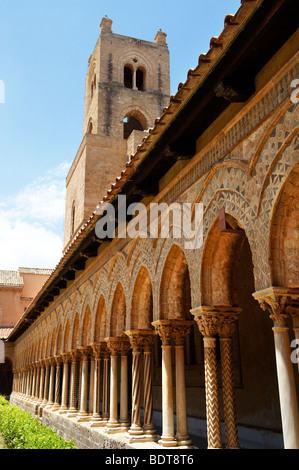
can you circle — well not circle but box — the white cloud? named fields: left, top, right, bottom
left=0, top=162, right=71, bottom=271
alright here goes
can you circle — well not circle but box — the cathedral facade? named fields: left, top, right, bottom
left=7, top=0, right=299, bottom=449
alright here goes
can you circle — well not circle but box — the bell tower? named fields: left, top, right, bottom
left=63, top=16, right=170, bottom=250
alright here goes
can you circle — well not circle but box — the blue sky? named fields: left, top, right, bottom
left=0, top=0, right=241, bottom=270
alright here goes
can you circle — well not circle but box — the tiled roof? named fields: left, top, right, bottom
left=0, top=270, right=23, bottom=287
left=18, top=267, right=53, bottom=275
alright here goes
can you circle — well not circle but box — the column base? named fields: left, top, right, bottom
left=106, top=420, right=122, bottom=434
left=176, top=434, right=193, bottom=448
left=76, top=412, right=91, bottom=422
left=158, top=436, right=178, bottom=447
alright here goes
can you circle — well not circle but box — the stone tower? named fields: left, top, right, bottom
left=63, top=16, right=170, bottom=250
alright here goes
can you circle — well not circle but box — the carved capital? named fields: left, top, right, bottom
left=152, top=320, right=193, bottom=346
left=105, top=336, right=130, bottom=356
left=125, top=329, right=156, bottom=351
left=191, top=306, right=241, bottom=338
left=253, top=287, right=299, bottom=327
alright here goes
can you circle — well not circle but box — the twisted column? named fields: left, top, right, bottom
left=217, top=309, right=241, bottom=449
left=191, top=308, right=222, bottom=449
left=254, top=288, right=299, bottom=449
left=142, top=333, right=157, bottom=440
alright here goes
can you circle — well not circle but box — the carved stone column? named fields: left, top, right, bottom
left=102, top=346, right=110, bottom=423
left=253, top=288, right=299, bottom=449
left=67, top=350, right=79, bottom=416
left=37, top=361, right=45, bottom=406
left=286, top=303, right=299, bottom=374
left=90, top=343, right=102, bottom=426
left=142, top=332, right=157, bottom=441
left=52, top=356, right=62, bottom=411
left=106, top=337, right=122, bottom=432
left=152, top=320, right=177, bottom=447
left=42, top=360, right=51, bottom=406
left=59, top=354, right=70, bottom=413
left=217, top=308, right=241, bottom=449
left=191, top=307, right=222, bottom=449
left=119, top=338, right=131, bottom=430
left=45, top=358, right=55, bottom=408
left=172, top=322, right=193, bottom=447
left=77, top=348, right=90, bottom=421
left=126, top=331, right=144, bottom=439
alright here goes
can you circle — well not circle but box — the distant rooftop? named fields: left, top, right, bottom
left=0, top=268, right=53, bottom=287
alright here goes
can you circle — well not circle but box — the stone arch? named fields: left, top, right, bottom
left=270, top=160, right=299, bottom=287
left=56, top=324, right=63, bottom=355
left=159, top=243, right=192, bottom=321
left=200, top=214, right=246, bottom=306
left=94, top=294, right=107, bottom=342
left=131, top=266, right=153, bottom=329
left=110, top=282, right=126, bottom=337
left=81, top=304, right=92, bottom=347
left=63, top=319, right=71, bottom=353
left=71, top=313, right=80, bottom=349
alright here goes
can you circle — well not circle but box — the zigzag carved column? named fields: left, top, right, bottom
left=173, top=322, right=193, bottom=447
left=191, top=307, right=222, bottom=449
left=217, top=307, right=241, bottom=449
left=253, top=287, right=299, bottom=449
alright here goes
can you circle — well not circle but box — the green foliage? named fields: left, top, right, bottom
left=0, top=396, right=76, bottom=449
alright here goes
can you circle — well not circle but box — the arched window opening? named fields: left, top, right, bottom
left=124, top=66, right=133, bottom=89
left=136, top=68, right=145, bottom=91
left=123, top=115, right=144, bottom=139
left=87, top=119, right=93, bottom=134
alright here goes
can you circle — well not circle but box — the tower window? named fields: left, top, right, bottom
left=136, top=68, right=145, bottom=91
left=123, top=115, right=144, bottom=139
left=124, top=66, right=133, bottom=89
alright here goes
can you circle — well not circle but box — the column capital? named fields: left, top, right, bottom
left=61, top=353, right=71, bottom=363
left=191, top=306, right=241, bottom=338
left=125, top=329, right=156, bottom=351
left=54, top=355, right=63, bottom=365
left=152, top=320, right=193, bottom=346
left=105, top=336, right=130, bottom=355
left=253, top=287, right=299, bottom=327
left=90, top=343, right=102, bottom=358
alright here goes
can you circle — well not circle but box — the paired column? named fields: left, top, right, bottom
left=106, top=337, right=130, bottom=433
left=59, top=354, right=70, bottom=413
left=152, top=320, right=193, bottom=448
left=191, top=306, right=240, bottom=449
left=77, top=348, right=91, bottom=421
left=253, top=287, right=299, bottom=449
left=125, top=329, right=157, bottom=442
left=51, top=356, right=62, bottom=411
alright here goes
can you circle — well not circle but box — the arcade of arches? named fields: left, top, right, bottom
left=8, top=4, right=299, bottom=450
